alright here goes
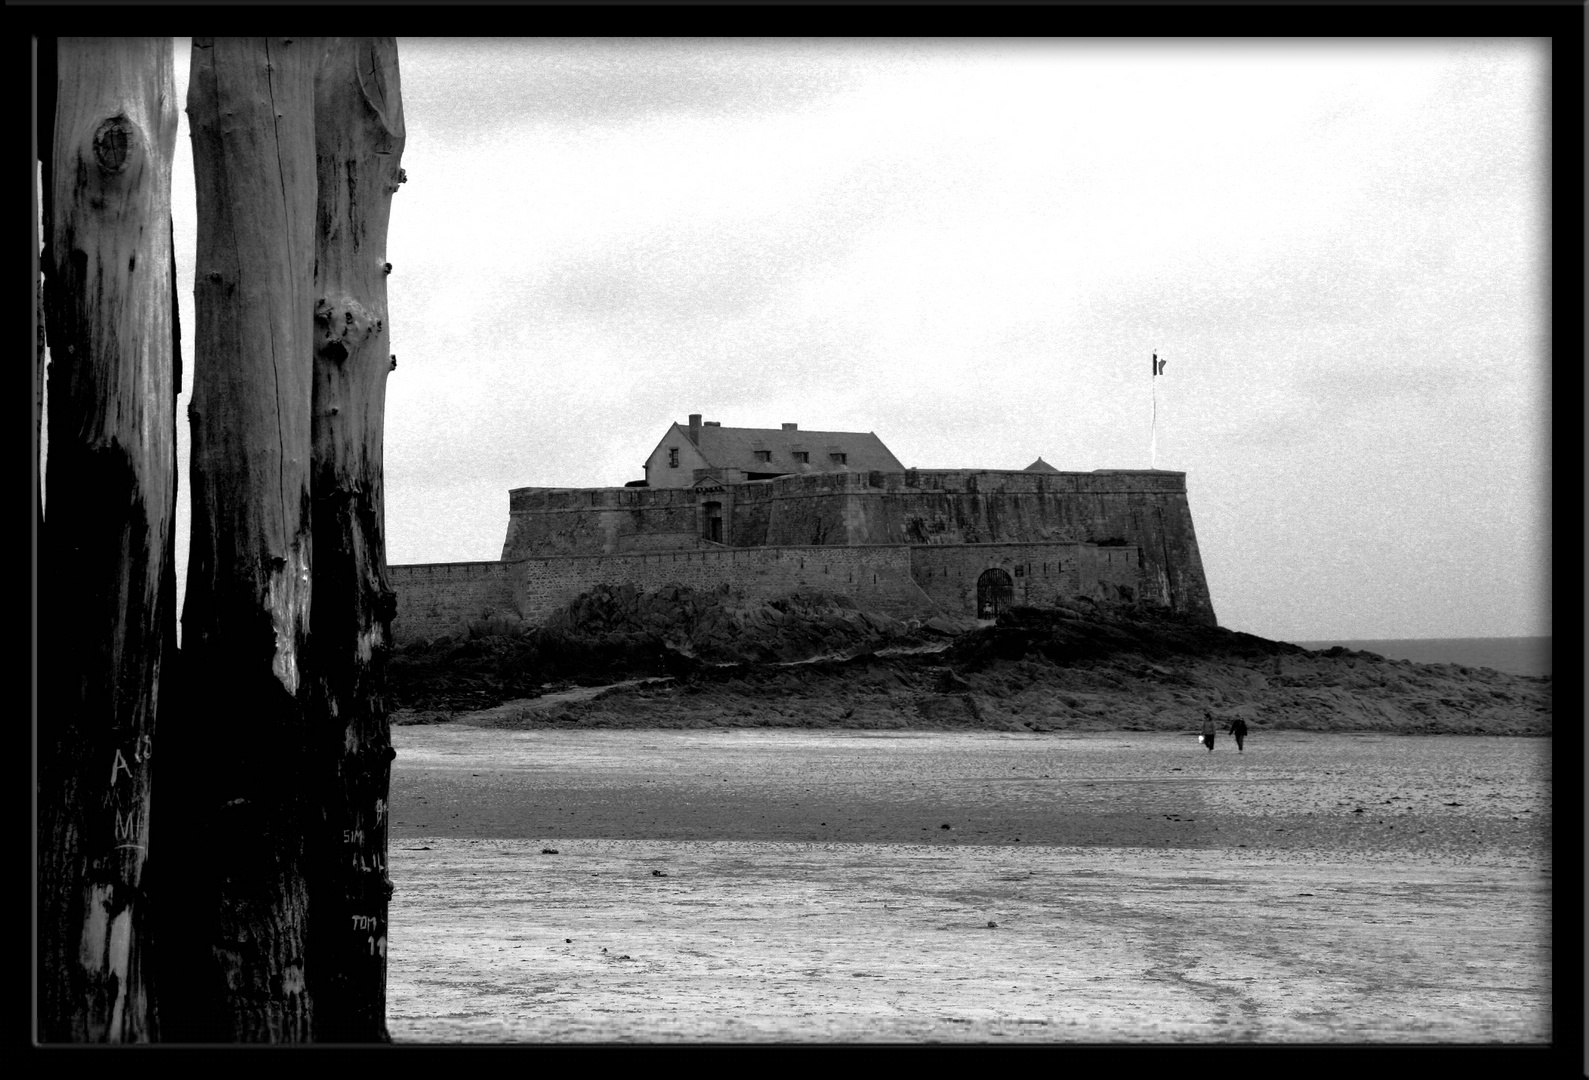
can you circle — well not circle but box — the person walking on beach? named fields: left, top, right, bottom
left=1228, top=714, right=1249, bottom=753
left=1200, top=711, right=1217, bottom=753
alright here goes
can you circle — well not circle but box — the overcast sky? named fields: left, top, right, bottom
left=160, top=37, right=1549, bottom=643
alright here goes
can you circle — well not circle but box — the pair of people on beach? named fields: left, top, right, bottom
left=1201, top=710, right=1248, bottom=753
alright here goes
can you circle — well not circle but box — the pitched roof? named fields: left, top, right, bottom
left=1023, top=457, right=1062, bottom=474
left=688, top=425, right=905, bottom=476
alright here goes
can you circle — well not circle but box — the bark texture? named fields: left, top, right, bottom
left=306, top=36, right=406, bottom=1042
left=36, top=38, right=55, bottom=526
left=37, top=36, right=179, bottom=1043
left=166, top=36, right=320, bottom=1042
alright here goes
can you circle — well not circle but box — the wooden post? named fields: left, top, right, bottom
left=306, top=36, right=406, bottom=1042
left=35, top=38, right=54, bottom=529
left=37, top=37, right=179, bottom=1043
left=165, top=37, right=320, bottom=1041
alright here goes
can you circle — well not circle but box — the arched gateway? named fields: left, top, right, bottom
left=976, top=567, right=1015, bottom=618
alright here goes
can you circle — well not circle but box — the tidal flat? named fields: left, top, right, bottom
left=385, top=727, right=1550, bottom=1043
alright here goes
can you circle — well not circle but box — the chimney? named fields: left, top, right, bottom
left=688, top=414, right=702, bottom=445
left=781, top=422, right=797, bottom=431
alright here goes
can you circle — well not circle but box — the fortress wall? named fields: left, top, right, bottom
left=623, top=532, right=709, bottom=553
left=514, top=544, right=938, bottom=625
left=495, top=469, right=1215, bottom=624
left=503, top=473, right=888, bottom=556
left=697, top=472, right=870, bottom=547
left=1125, top=489, right=1214, bottom=620
left=885, top=469, right=1187, bottom=495
left=502, top=486, right=700, bottom=558
left=908, top=543, right=1144, bottom=613
left=722, top=479, right=777, bottom=546
left=761, top=477, right=857, bottom=547
left=390, top=543, right=1153, bottom=641
left=387, top=561, right=518, bottom=643
left=1077, top=545, right=1153, bottom=604
left=833, top=474, right=1212, bottom=624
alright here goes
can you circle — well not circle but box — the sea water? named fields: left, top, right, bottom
left=1290, top=637, right=1551, bottom=678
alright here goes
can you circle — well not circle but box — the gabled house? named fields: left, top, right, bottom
left=642, top=414, right=906, bottom=489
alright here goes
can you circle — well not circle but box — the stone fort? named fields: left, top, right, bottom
left=387, top=415, right=1217, bottom=641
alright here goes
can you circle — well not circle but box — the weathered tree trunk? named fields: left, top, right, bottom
left=37, top=37, right=179, bottom=1043
left=305, top=37, right=405, bottom=1042
left=164, top=37, right=320, bottom=1042
left=35, top=38, right=55, bottom=528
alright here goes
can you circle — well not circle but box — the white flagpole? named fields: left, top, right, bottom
left=1150, top=352, right=1158, bottom=469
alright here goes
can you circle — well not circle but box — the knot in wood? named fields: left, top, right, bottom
left=93, top=116, right=136, bottom=173
left=315, top=296, right=375, bottom=364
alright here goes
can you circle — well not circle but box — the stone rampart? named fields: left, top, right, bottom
left=501, top=469, right=1215, bottom=624
left=501, top=486, right=703, bottom=558
left=387, top=561, right=517, bottom=643
left=909, top=542, right=1147, bottom=613
left=844, top=475, right=1212, bottom=624
left=387, top=540, right=1149, bottom=641
left=514, top=544, right=934, bottom=624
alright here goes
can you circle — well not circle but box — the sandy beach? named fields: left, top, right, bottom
left=385, top=725, right=1549, bottom=1042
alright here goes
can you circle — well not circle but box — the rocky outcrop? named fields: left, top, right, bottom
left=387, top=589, right=1551, bottom=736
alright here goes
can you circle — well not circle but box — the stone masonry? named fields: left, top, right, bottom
left=387, top=465, right=1213, bottom=643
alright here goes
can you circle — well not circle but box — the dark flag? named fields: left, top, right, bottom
left=1153, top=352, right=1167, bottom=376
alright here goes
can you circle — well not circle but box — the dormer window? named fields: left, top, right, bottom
left=829, top=453, right=847, bottom=465
left=668, top=447, right=679, bottom=468
left=792, top=452, right=809, bottom=463
left=754, top=450, right=771, bottom=462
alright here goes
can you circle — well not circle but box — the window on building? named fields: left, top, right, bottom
left=668, top=447, right=679, bottom=468
left=754, top=450, right=771, bottom=462
left=830, top=452, right=847, bottom=464
left=792, top=451, right=809, bottom=463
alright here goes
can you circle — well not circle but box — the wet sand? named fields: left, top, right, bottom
left=386, top=728, right=1550, bottom=1042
